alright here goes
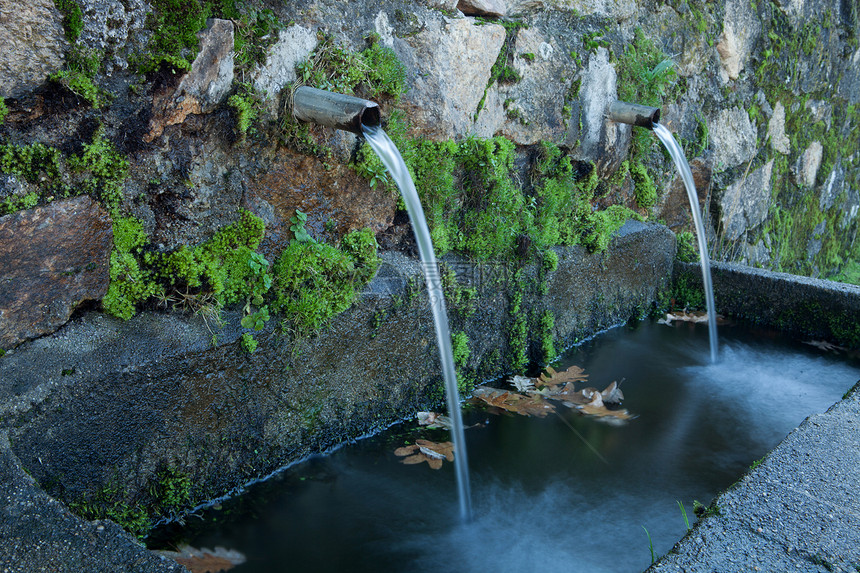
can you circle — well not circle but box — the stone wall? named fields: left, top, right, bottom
left=1, top=222, right=674, bottom=545
left=1, top=0, right=857, bottom=349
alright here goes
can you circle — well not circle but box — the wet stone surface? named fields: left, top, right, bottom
left=0, top=195, right=112, bottom=349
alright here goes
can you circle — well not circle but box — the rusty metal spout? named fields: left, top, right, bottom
left=606, top=101, right=661, bottom=129
left=292, top=86, right=381, bottom=134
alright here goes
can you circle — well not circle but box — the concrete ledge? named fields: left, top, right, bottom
left=0, top=430, right=186, bottom=573
left=675, top=261, right=860, bottom=348
left=649, top=382, right=860, bottom=572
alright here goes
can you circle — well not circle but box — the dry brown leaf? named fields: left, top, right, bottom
left=553, top=385, right=603, bottom=406
left=550, top=381, right=632, bottom=424
left=538, top=365, right=588, bottom=389
left=472, top=386, right=556, bottom=417
left=659, top=310, right=728, bottom=325
left=600, top=380, right=625, bottom=404
left=416, top=411, right=454, bottom=429
left=155, top=546, right=245, bottom=573
left=416, top=439, right=455, bottom=461
left=510, top=375, right=536, bottom=393
left=576, top=402, right=634, bottom=425
left=804, top=340, right=846, bottom=353
left=394, top=439, right=455, bottom=469
left=394, top=446, right=416, bottom=456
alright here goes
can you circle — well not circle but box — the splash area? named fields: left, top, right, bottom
left=151, top=321, right=859, bottom=572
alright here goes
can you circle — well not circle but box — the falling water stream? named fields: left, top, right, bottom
left=653, top=123, right=718, bottom=362
left=362, top=125, right=472, bottom=521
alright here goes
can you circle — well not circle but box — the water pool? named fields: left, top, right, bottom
left=152, top=320, right=859, bottom=572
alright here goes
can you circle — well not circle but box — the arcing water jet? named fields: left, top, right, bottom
left=608, top=101, right=718, bottom=362
left=292, top=86, right=473, bottom=521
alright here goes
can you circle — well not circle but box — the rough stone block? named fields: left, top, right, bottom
left=0, top=0, right=67, bottom=98
left=0, top=196, right=112, bottom=348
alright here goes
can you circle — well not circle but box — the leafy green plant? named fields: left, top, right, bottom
left=0, top=142, right=64, bottom=184
left=137, top=0, right=212, bottom=72
left=158, top=210, right=268, bottom=307
left=70, top=480, right=150, bottom=539
left=240, top=332, right=258, bottom=352
left=451, top=331, right=470, bottom=368
left=68, top=128, right=129, bottom=209
left=475, top=19, right=527, bottom=117
left=49, top=45, right=110, bottom=110
left=228, top=83, right=261, bottom=136
left=0, top=98, right=7, bottom=124
left=630, top=162, right=657, bottom=209
left=539, top=310, right=556, bottom=362
left=290, top=209, right=315, bottom=243
left=294, top=32, right=406, bottom=100
left=677, top=500, right=691, bottom=530
left=272, top=228, right=379, bottom=337
left=616, top=28, right=677, bottom=107
left=643, top=526, right=656, bottom=563
left=229, top=4, right=285, bottom=72
left=241, top=306, right=270, bottom=331
left=103, top=217, right=161, bottom=320
left=148, top=467, right=191, bottom=518
left=676, top=231, right=698, bottom=263
left=583, top=30, right=610, bottom=52
left=0, top=192, right=39, bottom=216
left=53, top=0, right=84, bottom=42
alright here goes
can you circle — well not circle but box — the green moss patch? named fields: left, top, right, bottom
left=272, top=228, right=380, bottom=337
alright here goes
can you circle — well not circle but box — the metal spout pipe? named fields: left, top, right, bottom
left=292, top=86, right=381, bottom=134
left=606, top=101, right=661, bottom=130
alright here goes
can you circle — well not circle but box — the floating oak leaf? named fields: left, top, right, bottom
left=803, top=340, right=846, bottom=353
left=552, top=381, right=632, bottom=424
left=538, top=365, right=588, bottom=390
left=416, top=411, right=454, bottom=429
left=471, top=386, right=556, bottom=417
left=575, top=401, right=634, bottom=422
left=600, top=380, right=625, bottom=404
left=553, top=384, right=603, bottom=407
left=658, top=310, right=728, bottom=325
left=155, top=545, right=245, bottom=573
left=394, top=439, right=454, bottom=469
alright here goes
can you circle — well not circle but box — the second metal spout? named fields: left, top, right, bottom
left=607, top=101, right=661, bottom=129
left=292, top=86, right=381, bottom=134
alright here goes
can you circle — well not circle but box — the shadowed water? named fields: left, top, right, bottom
left=153, top=322, right=859, bottom=572
left=653, top=123, right=718, bottom=363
